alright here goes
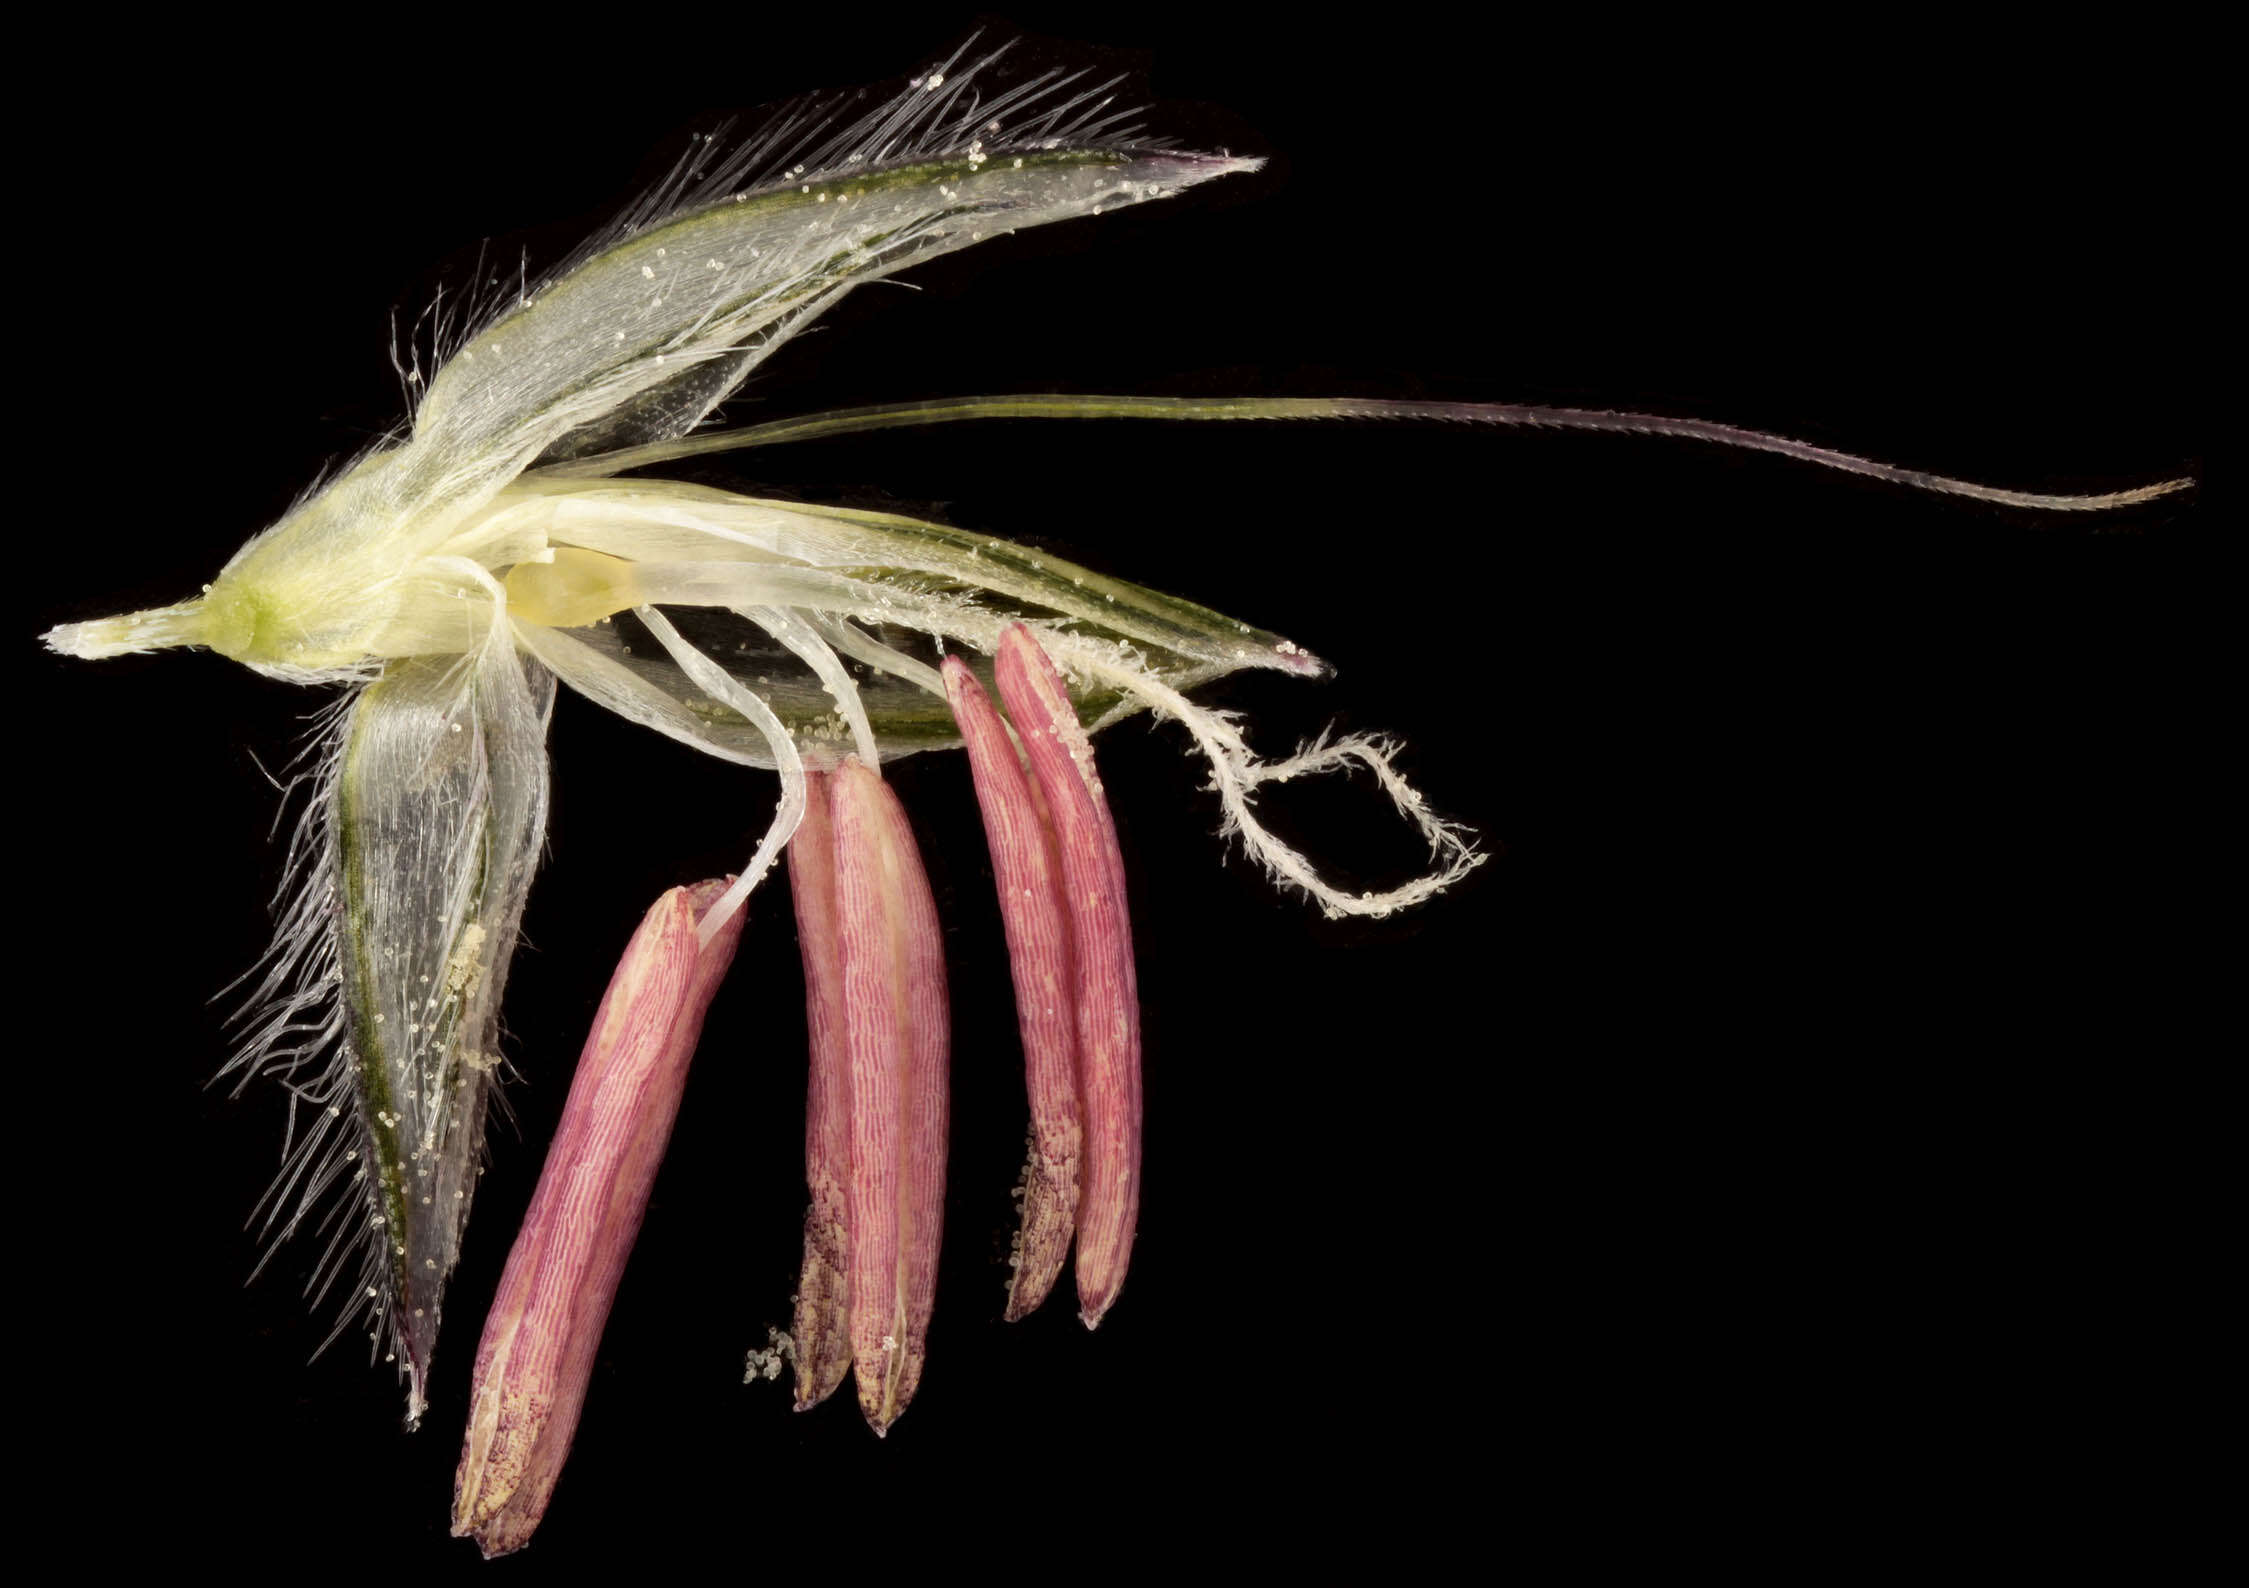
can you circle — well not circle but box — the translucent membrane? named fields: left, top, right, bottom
left=327, top=621, right=552, bottom=1422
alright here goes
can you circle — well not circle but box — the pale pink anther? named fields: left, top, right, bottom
left=942, top=654, right=1084, bottom=1321
left=832, top=757, right=950, bottom=1433
left=452, top=878, right=743, bottom=1558
left=786, top=770, right=853, bottom=1411
left=993, top=625, right=1142, bottom=1330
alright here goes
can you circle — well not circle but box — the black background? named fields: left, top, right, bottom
left=24, top=8, right=2216, bottom=1573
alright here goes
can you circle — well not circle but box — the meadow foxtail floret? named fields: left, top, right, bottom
left=37, top=35, right=2189, bottom=1527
